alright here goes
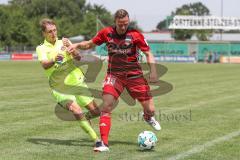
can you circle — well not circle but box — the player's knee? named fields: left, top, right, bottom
left=102, top=101, right=114, bottom=112
left=67, top=104, right=74, bottom=111
left=90, top=107, right=101, bottom=116
left=66, top=104, right=85, bottom=120
left=66, top=102, right=82, bottom=114
left=102, top=106, right=113, bottom=113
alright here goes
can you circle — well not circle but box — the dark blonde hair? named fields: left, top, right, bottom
left=39, top=18, right=56, bottom=32
left=114, top=9, right=129, bottom=21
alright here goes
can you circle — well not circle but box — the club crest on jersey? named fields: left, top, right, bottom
left=125, top=37, right=131, bottom=42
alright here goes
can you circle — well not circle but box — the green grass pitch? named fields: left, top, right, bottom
left=0, top=61, right=239, bottom=160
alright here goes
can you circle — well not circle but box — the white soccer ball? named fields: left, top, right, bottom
left=138, top=131, right=158, bottom=150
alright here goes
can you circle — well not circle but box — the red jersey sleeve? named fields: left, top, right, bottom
left=135, top=32, right=150, bottom=52
left=92, top=28, right=107, bottom=46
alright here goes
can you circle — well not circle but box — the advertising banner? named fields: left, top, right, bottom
left=220, top=56, right=240, bottom=63
left=0, top=54, right=11, bottom=60
left=169, top=16, right=240, bottom=30
left=155, top=55, right=196, bottom=63
left=11, top=53, right=33, bottom=60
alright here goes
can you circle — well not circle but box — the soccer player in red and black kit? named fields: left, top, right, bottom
left=67, top=9, right=161, bottom=152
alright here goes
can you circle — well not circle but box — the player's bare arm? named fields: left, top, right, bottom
left=143, top=51, right=158, bottom=82
left=67, top=40, right=96, bottom=53
left=40, top=60, right=55, bottom=69
left=62, top=37, right=82, bottom=61
left=40, top=54, right=63, bottom=69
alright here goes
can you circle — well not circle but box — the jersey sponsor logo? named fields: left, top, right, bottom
left=106, top=33, right=133, bottom=54
left=107, top=41, right=133, bottom=54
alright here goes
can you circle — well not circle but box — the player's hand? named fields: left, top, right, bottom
left=62, top=37, right=71, bottom=47
left=149, top=71, right=158, bottom=83
left=72, top=52, right=82, bottom=61
left=67, top=43, right=79, bottom=54
left=55, top=54, right=64, bottom=63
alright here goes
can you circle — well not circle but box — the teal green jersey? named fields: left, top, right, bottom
left=36, top=39, right=94, bottom=107
left=36, top=39, right=84, bottom=86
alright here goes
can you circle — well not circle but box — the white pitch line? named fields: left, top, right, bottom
left=167, top=130, right=240, bottom=160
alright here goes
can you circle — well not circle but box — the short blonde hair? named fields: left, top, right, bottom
left=39, top=18, right=56, bottom=32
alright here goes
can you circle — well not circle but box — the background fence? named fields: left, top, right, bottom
left=1, top=41, right=240, bottom=63
left=96, top=41, right=240, bottom=63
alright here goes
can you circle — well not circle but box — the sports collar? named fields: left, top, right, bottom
left=43, top=39, right=58, bottom=47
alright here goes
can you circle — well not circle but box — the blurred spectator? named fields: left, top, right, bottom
left=204, top=53, right=209, bottom=63
left=208, top=52, right=213, bottom=63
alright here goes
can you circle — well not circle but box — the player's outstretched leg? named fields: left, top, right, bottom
left=140, top=99, right=161, bottom=131
left=66, top=101, right=100, bottom=142
left=142, top=112, right=161, bottom=131
left=84, top=101, right=101, bottom=120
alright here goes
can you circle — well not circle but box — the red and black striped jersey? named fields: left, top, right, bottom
left=92, top=26, right=150, bottom=77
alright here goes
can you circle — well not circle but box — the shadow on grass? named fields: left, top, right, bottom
left=109, top=140, right=136, bottom=146
left=27, top=138, right=136, bottom=147
left=27, top=138, right=93, bottom=147
left=136, top=149, right=156, bottom=152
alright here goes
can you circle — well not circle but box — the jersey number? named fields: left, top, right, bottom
left=104, top=76, right=116, bottom=86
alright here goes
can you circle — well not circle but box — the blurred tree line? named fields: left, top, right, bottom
left=1, top=0, right=215, bottom=47
left=0, top=0, right=114, bottom=47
